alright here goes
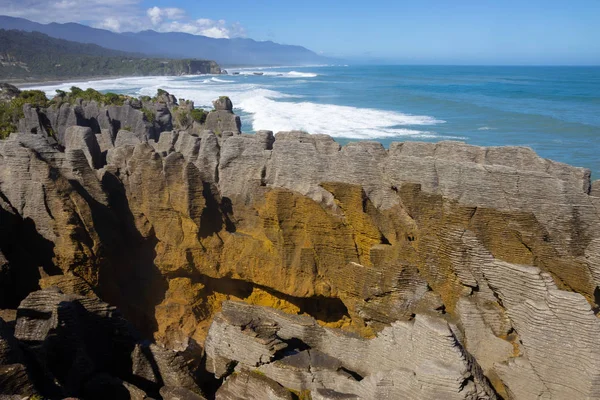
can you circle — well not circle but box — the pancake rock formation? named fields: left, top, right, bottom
left=0, top=86, right=599, bottom=399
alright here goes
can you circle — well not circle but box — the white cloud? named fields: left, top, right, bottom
left=146, top=8, right=238, bottom=38
left=97, top=17, right=122, bottom=32
left=146, top=6, right=185, bottom=26
left=146, top=6, right=162, bottom=25
left=0, top=0, right=140, bottom=24
left=0, top=0, right=246, bottom=38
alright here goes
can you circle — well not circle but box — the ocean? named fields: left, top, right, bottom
left=31, top=65, right=600, bottom=178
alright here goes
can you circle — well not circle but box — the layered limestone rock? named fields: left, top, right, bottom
left=1, top=94, right=599, bottom=399
left=206, top=301, right=496, bottom=399
left=204, top=97, right=241, bottom=135
left=216, top=370, right=293, bottom=400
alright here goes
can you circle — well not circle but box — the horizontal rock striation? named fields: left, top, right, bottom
left=206, top=301, right=496, bottom=399
left=0, top=92, right=599, bottom=399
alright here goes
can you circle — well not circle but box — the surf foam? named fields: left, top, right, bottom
left=285, top=71, right=318, bottom=78
left=30, top=75, right=451, bottom=140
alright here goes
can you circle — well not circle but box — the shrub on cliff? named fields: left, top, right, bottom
left=53, top=87, right=128, bottom=106
left=190, top=108, right=207, bottom=124
left=142, top=107, right=155, bottom=123
left=0, top=90, right=49, bottom=139
left=18, top=90, right=49, bottom=108
left=103, top=92, right=125, bottom=106
left=0, top=103, right=16, bottom=139
left=175, top=110, right=191, bottom=128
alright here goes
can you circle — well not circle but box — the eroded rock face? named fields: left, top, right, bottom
left=212, top=97, right=233, bottom=112
left=206, top=301, right=496, bottom=400
left=216, top=370, right=293, bottom=400
left=1, top=96, right=599, bottom=399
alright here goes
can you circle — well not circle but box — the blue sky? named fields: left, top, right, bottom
left=2, top=0, right=600, bottom=64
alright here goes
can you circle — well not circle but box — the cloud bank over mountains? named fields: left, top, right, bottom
left=0, top=0, right=246, bottom=38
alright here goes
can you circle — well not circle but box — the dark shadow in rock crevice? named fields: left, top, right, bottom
left=173, top=272, right=350, bottom=326
left=198, top=182, right=236, bottom=238
left=0, top=196, right=57, bottom=308
left=94, top=171, right=168, bottom=340
left=593, top=286, right=600, bottom=314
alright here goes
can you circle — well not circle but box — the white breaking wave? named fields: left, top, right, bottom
left=30, top=75, right=452, bottom=140
left=232, top=64, right=329, bottom=71
left=285, top=71, right=318, bottom=78
left=238, top=97, right=445, bottom=139
left=231, top=70, right=318, bottom=78
left=210, top=77, right=234, bottom=83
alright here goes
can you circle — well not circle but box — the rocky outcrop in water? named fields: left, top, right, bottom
left=0, top=89, right=599, bottom=399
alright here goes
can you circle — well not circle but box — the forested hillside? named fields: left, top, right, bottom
left=0, top=29, right=221, bottom=80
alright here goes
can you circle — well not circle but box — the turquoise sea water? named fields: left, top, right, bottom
left=32, top=65, right=600, bottom=177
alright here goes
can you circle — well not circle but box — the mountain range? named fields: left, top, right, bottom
left=0, top=16, right=328, bottom=66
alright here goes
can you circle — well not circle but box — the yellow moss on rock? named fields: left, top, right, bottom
left=245, top=287, right=302, bottom=314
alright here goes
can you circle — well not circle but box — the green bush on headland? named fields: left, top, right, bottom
left=190, top=108, right=207, bottom=124
left=57, top=87, right=128, bottom=106
left=141, top=107, right=155, bottom=123
left=0, top=89, right=49, bottom=138
left=0, top=87, right=130, bottom=138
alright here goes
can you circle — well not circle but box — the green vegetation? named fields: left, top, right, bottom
left=0, top=29, right=218, bottom=80
left=52, top=87, right=130, bottom=106
left=0, top=89, right=49, bottom=138
left=0, top=105, right=16, bottom=139
left=141, top=107, right=155, bottom=123
left=173, top=106, right=207, bottom=128
left=175, top=110, right=191, bottom=128
left=190, top=108, right=207, bottom=124
left=0, top=86, right=135, bottom=138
